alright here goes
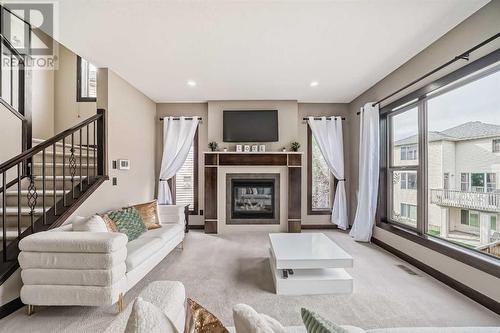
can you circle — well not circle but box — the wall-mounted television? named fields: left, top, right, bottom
left=223, top=110, right=279, bottom=142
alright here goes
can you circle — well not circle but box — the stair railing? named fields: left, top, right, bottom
left=0, top=109, right=106, bottom=282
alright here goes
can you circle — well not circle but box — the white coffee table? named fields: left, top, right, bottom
left=269, top=233, right=353, bottom=295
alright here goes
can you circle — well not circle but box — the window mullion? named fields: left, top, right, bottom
left=417, top=99, right=428, bottom=235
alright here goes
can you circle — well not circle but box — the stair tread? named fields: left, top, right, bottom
left=0, top=207, right=50, bottom=215
left=33, top=162, right=96, bottom=167
left=5, top=189, right=69, bottom=196
left=0, top=227, right=29, bottom=240
left=32, top=138, right=97, bottom=150
left=34, top=175, right=87, bottom=180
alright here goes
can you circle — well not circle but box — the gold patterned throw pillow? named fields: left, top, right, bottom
left=186, top=298, right=229, bottom=333
left=132, top=200, right=161, bottom=230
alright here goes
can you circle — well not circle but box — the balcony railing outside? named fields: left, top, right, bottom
left=430, top=189, right=500, bottom=213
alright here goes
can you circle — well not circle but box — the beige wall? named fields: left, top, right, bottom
left=0, top=106, right=23, bottom=182
left=156, top=103, right=209, bottom=226
left=54, top=44, right=97, bottom=134
left=207, top=100, right=299, bottom=152
left=31, top=67, right=54, bottom=139
left=347, top=0, right=500, bottom=302
left=71, top=68, right=157, bottom=216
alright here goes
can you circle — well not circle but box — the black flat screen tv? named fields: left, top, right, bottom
left=223, top=110, right=279, bottom=142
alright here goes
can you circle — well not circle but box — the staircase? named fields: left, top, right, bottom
left=0, top=109, right=107, bottom=284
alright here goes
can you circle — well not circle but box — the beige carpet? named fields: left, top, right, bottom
left=0, top=230, right=498, bottom=332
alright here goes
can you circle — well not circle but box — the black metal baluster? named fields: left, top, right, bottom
left=42, top=149, right=46, bottom=225
left=2, top=172, right=7, bottom=262
left=17, top=164, right=21, bottom=236
left=86, top=125, right=90, bottom=185
left=53, top=143, right=57, bottom=215
left=79, top=128, right=83, bottom=191
left=93, top=122, right=96, bottom=178
left=27, top=174, right=37, bottom=233
left=62, top=137, right=66, bottom=207
left=69, top=133, right=76, bottom=199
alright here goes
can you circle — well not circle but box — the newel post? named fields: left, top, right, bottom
left=97, top=109, right=106, bottom=176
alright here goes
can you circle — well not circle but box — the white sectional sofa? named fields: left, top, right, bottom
left=18, top=205, right=186, bottom=312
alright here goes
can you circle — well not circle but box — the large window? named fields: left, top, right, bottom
left=384, top=60, right=500, bottom=260
left=307, top=127, right=335, bottom=214
left=173, top=130, right=198, bottom=214
left=77, top=56, right=97, bottom=102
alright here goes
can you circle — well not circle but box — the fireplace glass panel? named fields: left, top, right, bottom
left=232, top=180, right=275, bottom=219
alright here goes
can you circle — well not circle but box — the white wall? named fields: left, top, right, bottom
left=347, top=0, right=500, bottom=302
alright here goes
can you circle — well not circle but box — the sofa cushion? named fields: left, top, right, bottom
left=126, top=237, right=164, bottom=272
left=19, top=248, right=127, bottom=270
left=125, top=297, right=178, bottom=333
left=138, top=224, right=183, bottom=243
left=108, top=207, right=147, bottom=242
left=104, top=281, right=186, bottom=333
left=73, top=215, right=109, bottom=232
left=19, top=232, right=128, bottom=253
left=21, top=263, right=126, bottom=286
left=233, top=303, right=285, bottom=333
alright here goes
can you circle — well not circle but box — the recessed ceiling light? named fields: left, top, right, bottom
left=187, top=80, right=197, bottom=87
left=310, top=81, right=319, bottom=87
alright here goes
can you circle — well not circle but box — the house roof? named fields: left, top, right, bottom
left=395, top=121, right=500, bottom=146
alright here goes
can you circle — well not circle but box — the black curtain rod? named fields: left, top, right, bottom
left=159, top=117, right=203, bottom=121
left=303, top=117, right=346, bottom=121
left=356, top=32, right=500, bottom=115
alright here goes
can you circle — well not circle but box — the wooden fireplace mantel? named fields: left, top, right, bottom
left=203, top=152, right=302, bottom=234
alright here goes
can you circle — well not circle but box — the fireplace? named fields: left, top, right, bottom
left=226, top=174, right=280, bottom=225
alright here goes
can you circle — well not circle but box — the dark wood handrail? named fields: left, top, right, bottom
left=0, top=111, right=103, bottom=174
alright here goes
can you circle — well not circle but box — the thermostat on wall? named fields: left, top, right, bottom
left=117, top=159, right=130, bottom=170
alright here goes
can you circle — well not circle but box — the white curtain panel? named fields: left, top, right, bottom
left=308, top=116, right=348, bottom=230
left=158, top=117, right=199, bottom=205
left=350, top=103, right=380, bottom=242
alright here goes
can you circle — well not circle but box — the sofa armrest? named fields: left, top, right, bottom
left=158, top=204, right=185, bottom=226
left=19, top=231, right=128, bottom=253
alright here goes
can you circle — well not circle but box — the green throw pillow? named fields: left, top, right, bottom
left=301, top=308, right=350, bottom=333
left=107, top=207, right=146, bottom=242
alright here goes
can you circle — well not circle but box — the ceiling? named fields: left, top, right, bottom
left=44, top=0, right=488, bottom=103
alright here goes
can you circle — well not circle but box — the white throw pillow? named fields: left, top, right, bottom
left=125, top=297, right=178, bottom=333
left=72, top=215, right=108, bottom=232
left=233, top=304, right=286, bottom=333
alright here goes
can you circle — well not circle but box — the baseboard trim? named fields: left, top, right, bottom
left=0, top=297, right=23, bottom=319
left=301, top=224, right=338, bottom=229
left=372, top=237, right=500, bottom=315
left=188, top=225, right=204, bottom=230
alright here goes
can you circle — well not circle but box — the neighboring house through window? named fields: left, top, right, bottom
left=307, top=127, right=335, bottom=214
left=77, top=56, right=97, bottom=101
left=400, top=203, right=417, bottom=221
left=173, top=130, right=199, bottom=214
left=400, top=145, right=417, bottom=160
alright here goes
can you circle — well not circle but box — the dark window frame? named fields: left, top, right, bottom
left=492, top=138, right=500, bottom=153
left=307, top=126, right=336, bottom=215
left=76, top=55, right=97, bottom=102
left=378, top=49, right=500, bottom=276
left=171, top=129, right=199, bottom=215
